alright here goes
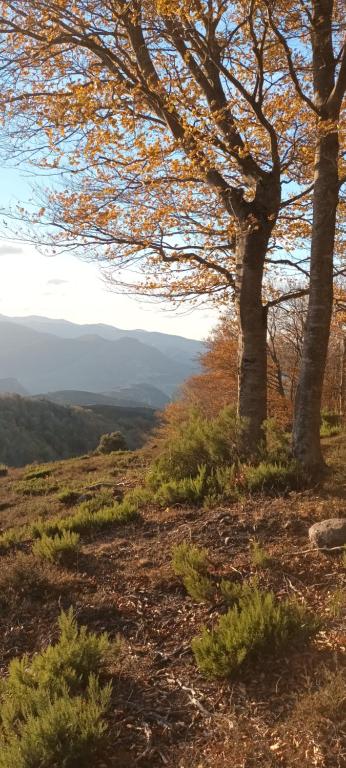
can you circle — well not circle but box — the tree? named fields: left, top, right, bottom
left=0, top=0, right=314, bottom=453
left=264, top=0, right=346, bottom=469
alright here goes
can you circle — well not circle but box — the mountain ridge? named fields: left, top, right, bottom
left=0, top=314, right=203, bottom=398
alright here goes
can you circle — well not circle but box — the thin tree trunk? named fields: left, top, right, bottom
left=292, top=125, right=339, bottom=469
left=237, top=222, right=270, bottom=453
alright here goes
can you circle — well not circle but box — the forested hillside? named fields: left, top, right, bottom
left=0, top=395, right=156, bottom=466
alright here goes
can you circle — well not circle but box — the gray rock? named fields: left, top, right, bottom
left=308, top=518, right=346, bottom=549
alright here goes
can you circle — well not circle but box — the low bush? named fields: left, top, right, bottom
left=261, top=419, right=290, bottom=463
left=0, top=463, right=8, bottom=477
left=250, top=540, right=273, bottom=569
left=14, top=478, right=58, bottom=496
left=24, top=466, right=53, bottom=480
left=0, top=525, right=30, bottom=552
left=32, top=531, right=80, bottom=567
left=57, top=488, right=81, bottom=506
left=241, top=460, right=304, bottom=493
left=172, top=542, right=214, bottom=602
left=172, top=542, right=209, bottom=577
left=155, top=465, right=208, bottom=507
left=192, top=586, right=318, bottom=678
left=0, top=609, right=117, bottom=768
left=31, top=494, right=140, bottom=540
left=97, top=431, right=127, bottom=454
left=320, top=418, right=341, bottom=438
left=149, top=407, right=243, bottom=488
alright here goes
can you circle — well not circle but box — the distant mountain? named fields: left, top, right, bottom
left=40, top=383, right=169, bottom=409
left=2, top=314, right=203, bottom=368
left=0, top=394, right=156, bottom=466
left=0, top=377, right=28, bottom=395
left=0, top=317, right=202, bottom=396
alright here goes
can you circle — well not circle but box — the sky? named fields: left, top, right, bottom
left=0, top=166, right=220, bottom=340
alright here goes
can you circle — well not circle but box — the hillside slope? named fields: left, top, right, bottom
left=0, top=435, right=344, bottom=767
left=0, top=394, right=156, bottom=466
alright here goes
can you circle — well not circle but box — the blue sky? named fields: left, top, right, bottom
left=0, top=165, right=219, bottom=339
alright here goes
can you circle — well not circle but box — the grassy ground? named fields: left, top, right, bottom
left=0, top=438, right=345, bottom=767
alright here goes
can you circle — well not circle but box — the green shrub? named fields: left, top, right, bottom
left=172, top=542, right=214, bottom=602
left=320, top=419, right=341, bottom=438
left=31, top=495, right=139, bottom=540
left=32, top=532, right=80, bottom=567
left=242, top=460, right=303, bottom=493
left=0, top=609, right=117, bottom=768
left=0, top=525, right=29, bottom=552
left=149, top=407, right=243, bottom=487
left=57, top=488, right=81, bottom=506
left=192, top=586, right=318, bottom=678
left=183, top=571, right=215, bottom=603
left=219, top=579, right=245, bottom=606
left=172, top=542, right=209, bottom=577
left=0, top=463, right=8, bottom=477
left=24, top=466, right=53, bottom=480
left=262, top=419, right=290, bottom=462
left=250, top=540, right=273, bottom=568
left=155, top=465, right=208, bottom=506
left=97, top=431, right=127, bottom=454
left=14, top=478, right=58, bottom=496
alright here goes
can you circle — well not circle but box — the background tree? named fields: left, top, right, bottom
left=0, top=0, right=315, bottom=453
left=264, top=0, right=346, bottom=468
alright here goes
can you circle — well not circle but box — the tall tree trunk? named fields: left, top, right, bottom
left=237, top=221, right=270, bottom=453
left=292, top=0, right=346, bottom=471
left=292, top=125, right=339, bottom=469
left=339, top=334, right=346, bottom=421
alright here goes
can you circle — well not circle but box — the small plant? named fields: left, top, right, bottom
left=172, top=542, right=209, bottom=577
left=57, top=488, right=81, bottom=506
left=155, top=465, right=208, bottom=506
left=31, top=494, right=140, bottom=540
left=24, top=466, right=53, bottom=480
left=0, top=609, right=117, bottom=768
left=327, top=587, right=345, bottom=619
left=14, top=477, right=58, bottom=496
left=183, top=570, right=215, bottom=602
left=242, top=460, right=303, bottom=493
left=250, top=540, right=272, bottom=569
left=172, top=542, right=214, bottom=602
left=97, top=431, right=127, bottom=454
left=32, top=531, right=81, bottom=567
left=0, top=463, right=8, bottom=477
left=0, top=524, right=30, bottom=552
left=192, top=586, right=318, bottom=678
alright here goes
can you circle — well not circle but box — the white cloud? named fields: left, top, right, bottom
left=47, top=278, right=69, bottom=285
left=0, top=244, right=23, bottom=256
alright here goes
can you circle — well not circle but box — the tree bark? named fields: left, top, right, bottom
left=236, top=218, right=271, bottom=453
left=292, top=125, right=339, bottom=469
